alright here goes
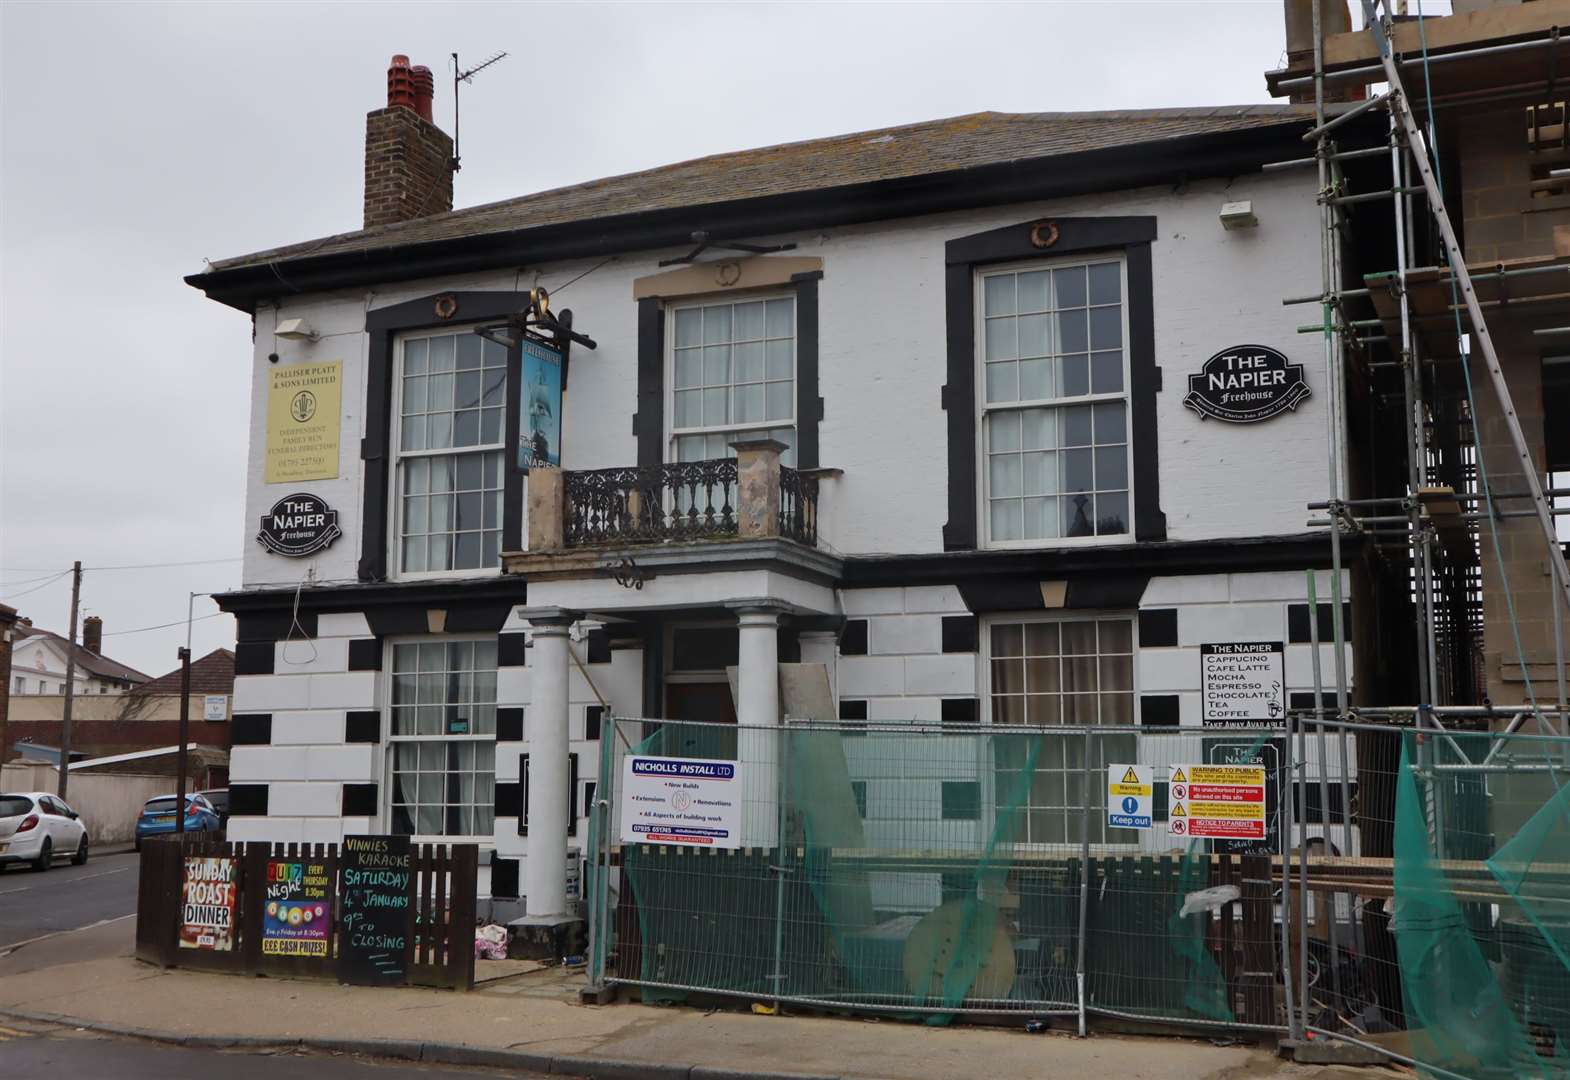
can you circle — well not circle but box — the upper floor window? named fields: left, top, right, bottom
left=391, top=330, right=507, bottom=575
left=669, top=296, right=796, bottom=465
left=979, top=259, right=1130, bottom=546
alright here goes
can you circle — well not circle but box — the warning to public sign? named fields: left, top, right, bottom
left=1201, top=642, right=1285, bottom=726
left=1106, top=764, right=1153, bottom=829
left=1168, top=764, right=1267, bottom=840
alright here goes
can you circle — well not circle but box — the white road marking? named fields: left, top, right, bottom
left=0, top=864, right=132, bottom=896
left=0, top=913, right=135, bottom=957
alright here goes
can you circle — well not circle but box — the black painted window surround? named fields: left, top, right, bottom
left=635, top=273, right=823, bottom=469
left=943, top=217, right=1165, bottom=551
left=361, top=292, right=532, bottom=583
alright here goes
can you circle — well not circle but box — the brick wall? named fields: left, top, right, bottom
left=363, top=106, right=453, bottom=230
left=1456, top=104, right=1564, bottom=704
left=1458, top=104, right=1570, bottom=264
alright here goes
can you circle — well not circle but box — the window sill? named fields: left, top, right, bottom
left=984, top=533, right=1133, bottom=551
left=385, top=567, right=505, bottom=585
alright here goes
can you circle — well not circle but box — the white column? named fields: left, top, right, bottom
left=524, top=611, right=573, bottom=917
left=734, top=604, right=781, bottom=846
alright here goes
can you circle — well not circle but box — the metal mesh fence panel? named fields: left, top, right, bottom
left=593, top=719, right=1286, bottom=1030
left=582, top=714, right=1570, bottom=1070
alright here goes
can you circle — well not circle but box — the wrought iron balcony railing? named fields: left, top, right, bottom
left=564, top=460, right=736, bottom=545
left=560, top=456, right=817, bottom=548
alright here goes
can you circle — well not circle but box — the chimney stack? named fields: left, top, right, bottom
left=363, top=54, right=454, bottom=230
left=82, top=615, right=102, bottom=655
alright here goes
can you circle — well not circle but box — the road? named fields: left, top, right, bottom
left=0, top=1021, right=556, bottom=1079
left=0, top=849, right=139, bottom=952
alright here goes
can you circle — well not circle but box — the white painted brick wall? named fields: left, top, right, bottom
left=838, top=656, right=904, bottom=697
left=275, top=636, right=349, bottom=674
left=233, top=674, right=309, bottom=712
left=267, top=782, right=342, bottom=818
left=1177, top=603, right=1288, bottom=646
left=868, top=614, right=941, bottom=656
left=307, top=672, right=377, bottom=710
left=316, top=613, right=373, bottom=638
left=271, top=710, right=346, bottom=746
left=1142, top=574, right=1229, bottom=606
left=903, top=586, right=967, bottom=614
left=231, top=745, right=309, bottom=780
left=903, top=655, right=976, bottom=696
left=305, top=745, right=377, bottom=781
left=842, top=588, right=903, bottom=616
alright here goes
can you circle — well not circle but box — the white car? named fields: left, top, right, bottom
left=0, top=791, right=89, bottom=871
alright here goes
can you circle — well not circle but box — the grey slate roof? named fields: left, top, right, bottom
left=208, top=106, right=1317, bottom=272
left=14, top=625, right=150, bottom=684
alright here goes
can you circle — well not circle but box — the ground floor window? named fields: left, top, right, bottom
left=388, top=639, right=497, bottom=838
left=987, top=616, right=1137, bottom=845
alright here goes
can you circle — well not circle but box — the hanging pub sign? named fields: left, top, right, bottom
left=519, top=337, right=563, bottom=472
left=1182, top=345, right=1310, bottom=424
left=257, top=493, right=342, bottom=557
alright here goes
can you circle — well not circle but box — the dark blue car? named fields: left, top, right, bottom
left=134, top=793, right=221, bottom=850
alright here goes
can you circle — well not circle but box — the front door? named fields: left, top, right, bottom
left=663, top=680, right=738, bottom=758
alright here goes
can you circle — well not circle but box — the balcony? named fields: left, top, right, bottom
left=518, top=439, right=820, bottom=556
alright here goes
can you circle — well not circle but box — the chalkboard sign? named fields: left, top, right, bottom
left=338, top=835, right=412, bottom=985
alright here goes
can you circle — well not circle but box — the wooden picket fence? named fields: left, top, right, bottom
left=135, top=834, right=477, bottom=990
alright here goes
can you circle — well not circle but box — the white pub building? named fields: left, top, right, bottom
left=195, top=59, right=1367, bottom=921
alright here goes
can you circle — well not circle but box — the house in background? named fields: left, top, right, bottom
left=6, top=647, right=236, bottom=761
left=10, top=616, right=149, bottom=696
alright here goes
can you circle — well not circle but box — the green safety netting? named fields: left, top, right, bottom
left=1394, top=731, right=1570, bottom=1078
left=609, top=722, right=1236, bottom=1025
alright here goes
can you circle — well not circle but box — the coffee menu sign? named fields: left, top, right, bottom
left=257, top=493, right=341, bottom=557
left=1183, top=345, right=1310, bottom=424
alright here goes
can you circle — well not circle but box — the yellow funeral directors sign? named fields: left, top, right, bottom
left=266, top=361, right=342, bottom=483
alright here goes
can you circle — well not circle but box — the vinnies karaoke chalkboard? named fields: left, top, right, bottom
left=338, top=835, right=413, bottom=985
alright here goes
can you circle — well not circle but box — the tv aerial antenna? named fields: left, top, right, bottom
left=450, top=50, right=508, bottom=174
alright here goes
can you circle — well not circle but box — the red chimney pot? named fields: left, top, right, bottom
left=387, top=54, right=416, bottom=113
left=410, top=65, right=435, bottom=124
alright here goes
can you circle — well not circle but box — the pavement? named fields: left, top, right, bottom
left=0, top=913, right=1383, bottom=1080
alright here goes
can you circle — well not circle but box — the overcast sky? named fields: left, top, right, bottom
left=0, top=0, right=1422, bottom=676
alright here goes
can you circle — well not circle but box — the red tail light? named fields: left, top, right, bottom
left=16, top=814, right=38, bottom=832
left=186, top=804, right=201, bottom=817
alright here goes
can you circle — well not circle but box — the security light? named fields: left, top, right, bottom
left=275, top=318, right=320, bottom=342
left=1219, top=201, right=1258, bottom=230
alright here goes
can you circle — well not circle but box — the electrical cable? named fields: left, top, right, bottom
left=102, top=612, right=225, bottom=637
left=0, top=571, right=70, bottom=587
left=0, top=569, right=72, bottom=601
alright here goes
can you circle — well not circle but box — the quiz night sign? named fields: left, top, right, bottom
left=262, top=859, right=332, bottom=957
left=619, top=755, right=743, bottom=848
left=1183, top=345, right=1310, bottom=424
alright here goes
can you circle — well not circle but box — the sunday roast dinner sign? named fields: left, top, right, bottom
left=1183, top=345, right=1310, bottom=424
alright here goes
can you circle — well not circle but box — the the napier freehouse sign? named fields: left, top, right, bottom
left=257, top=493, right=342, bottom=557
left=1183, top=345, right=1310, bottom=424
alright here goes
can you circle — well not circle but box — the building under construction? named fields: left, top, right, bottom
left=180, top=2, right=1570, bottom=1076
